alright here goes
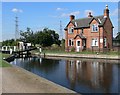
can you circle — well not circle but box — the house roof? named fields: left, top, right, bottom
left=64, top=15, right=107, bottom=30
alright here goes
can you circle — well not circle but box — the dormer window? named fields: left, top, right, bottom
left=92, top=24, right=98, bottom=32
left=68, top=27, right=74, bottom=34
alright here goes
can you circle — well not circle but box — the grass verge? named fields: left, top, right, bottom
left=0, top=53, right=11, bottom=67
left=31, top=49, right=120, bottom=56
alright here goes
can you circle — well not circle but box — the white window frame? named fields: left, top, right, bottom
left=68, top=27, right=74, bottom=34
left=92, top=24, right=98, bottom=32
left=91, top=38, right=98, bottom=46
left=68, top=39, right=74, bottom=46
left=104, top=38, right=107, bottom=47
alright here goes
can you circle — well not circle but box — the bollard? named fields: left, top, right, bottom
left=2, top=47, right=4, bottom=51
left=10, top=48, right=12, bottom=54
left=5, top=46, right=7, bottom=51
left=39, top=47, right=42, bottom=56
left=14, top=46, right=16, bottom=51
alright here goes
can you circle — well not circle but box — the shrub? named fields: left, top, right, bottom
left=71, top=47, right=75, bottom=52
left=51, top=44, right=59, bottom=49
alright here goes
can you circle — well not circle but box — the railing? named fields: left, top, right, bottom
left=0, top=46, right=17, bottom=52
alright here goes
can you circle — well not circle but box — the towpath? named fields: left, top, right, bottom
left=1, top=67, right=76, bottom=93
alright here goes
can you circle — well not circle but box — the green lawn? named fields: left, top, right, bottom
left=31, top=49, right=120, bottom=56
left=0, top=53, right=11, bottom=67
left=0, top=60, right=11, bottom=67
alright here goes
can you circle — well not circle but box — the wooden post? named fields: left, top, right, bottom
left=5, top=46, right=7, bottom=51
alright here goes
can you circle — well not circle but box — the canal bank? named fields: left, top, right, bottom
left=2, top=66, right=76, bottom=93
left=34, top=53, right=120, bottom=60
left=10, top=56, right=119, bottom=93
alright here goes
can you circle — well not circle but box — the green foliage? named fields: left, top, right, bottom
left=27, top=28, right=61, bottom=47
left=116, top=32, right=120, bottom=39
left=115, top=32, right=120, bottom=42
left=20, top=27, right=36, bottom=46
left=0, top=60, right=11, bottom=67
left=71, top=47, right=75, bottom=52
left=2, top=39, right=17, bottom=46
left=61, top=39, right=65, bottom=49
left=51, top=44, right=59, bottom=48
left=0, top=53, right=11, bottom=67
left=3, top=27, right=61, bottom=47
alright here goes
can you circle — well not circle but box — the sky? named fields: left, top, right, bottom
left=1, top=0, right=119, bottom=2
left=1, top=2, right=119, bottom=41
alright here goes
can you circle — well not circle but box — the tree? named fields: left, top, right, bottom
left=116, top=32, right=120, bottom=40
left=20, top=27, right=36, bottom=46
left=35, top=28, right=61, bottom=47
left=2, top=39, right=16, bottom=46
left=61, top=39, right=65, bottom=49
left=20, top=27, right=61, bottom=47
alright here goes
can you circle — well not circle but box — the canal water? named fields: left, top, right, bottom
left=10, top=57, right=120, bottom=94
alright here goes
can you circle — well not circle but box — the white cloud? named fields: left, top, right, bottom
left=56, top=7, right=67, bottom=11
left=61, top=11, right=80, bottom=17
left=11, top=8, right=23, bottom=13
left=56, top=8, right=63, bottom=11
left=50, top=11, right=80, bottom=18
left=84, top=10, right=94, bottom=17
left=12, top=8, right=18, bottom=13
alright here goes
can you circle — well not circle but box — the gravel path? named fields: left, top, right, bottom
left=2, top=67, right=76, bottom=93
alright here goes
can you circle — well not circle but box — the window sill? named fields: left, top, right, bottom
left=91, top=46, right=98, bottom=47
left=91, top=31, right=98, bottom=33
left=68, top=33, right=74, bottom=34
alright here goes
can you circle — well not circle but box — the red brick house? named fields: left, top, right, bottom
left=64, top=5, right=114, bottom=52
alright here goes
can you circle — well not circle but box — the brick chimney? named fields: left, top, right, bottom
left=104, top=5, right=109, bottom=18
left=88, top=12, right=93, bottom=18
left=70, top=15, right=75, bottom=21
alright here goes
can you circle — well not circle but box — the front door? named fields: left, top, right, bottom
left=76, top=40, right=81, bottom=52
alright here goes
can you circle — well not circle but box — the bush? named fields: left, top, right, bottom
left=71, top=47, right=75, bottom=52
left=51, top=44, right=59, bottom=49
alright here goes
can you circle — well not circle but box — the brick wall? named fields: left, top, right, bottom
left=103, top=18, right=113, bottom=49
left=65, top=18, right=113, bottom=52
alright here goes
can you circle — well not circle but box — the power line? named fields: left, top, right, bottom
left=60, top=20, right=63, bottom=40
left=15, top=16, right=19, bottom=41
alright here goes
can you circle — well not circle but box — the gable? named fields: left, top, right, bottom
left=64, top=15, right=108, bottom=30
left=64, top=21, right=75, bottom=30
left=89, top=18, right=99, bottom=25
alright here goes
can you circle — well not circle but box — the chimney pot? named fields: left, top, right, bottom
left=106, top=5, right=108, bottom=9
left=104, top=5, right=109, bottom=17
left=88, top=12, right=93, bottom=17
left=70, top=15, right=75, bottom=21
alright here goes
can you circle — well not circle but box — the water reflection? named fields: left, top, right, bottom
left=10, top=57, right=119, bottom=93
left=66, top=60, right=116, bottom=93
left=12, top=57, right=60, bottom=75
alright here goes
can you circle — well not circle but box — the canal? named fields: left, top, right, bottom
left=10, top=57, right=120, bottom=94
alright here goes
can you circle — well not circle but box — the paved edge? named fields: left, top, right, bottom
left=35, top=53, right=120, bottom=60
left=2, top=66, right=76, bottom=93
